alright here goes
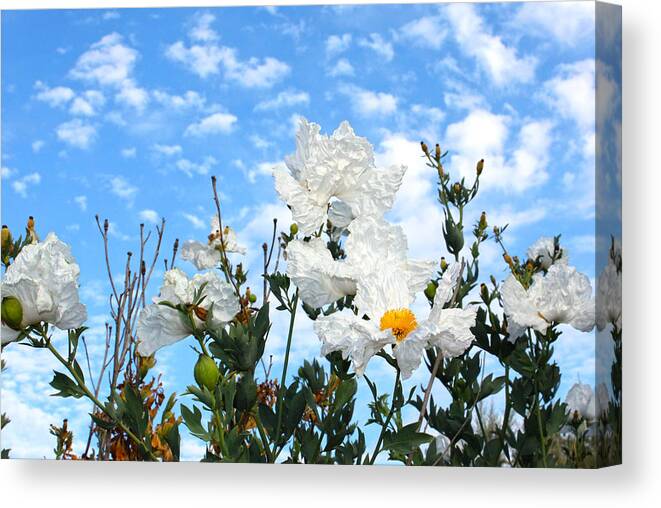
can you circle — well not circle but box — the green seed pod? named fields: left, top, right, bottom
left=248, top=293, right=257, bottom=304
left=290, top=223, right=299, bottom=236
left=194, top=354, right=220, bottom=392
left=1, top=296, right=23, bottom=330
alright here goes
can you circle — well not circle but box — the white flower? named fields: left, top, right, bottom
left=501, top=263, right=595, bottom=342
left=274, top=118, right=405, bottom=235
left=1, top=233, right=87, bottom=345
left=286, top=216, right=436, bottom=309
left=136, top=268, right=239, bottom=356
left=526, top=236, right=569, bottom=269
left=596, top=241, right=622, bottom=331
left=181, top=216, right=246, bottom=270
left=565, top=382, right=596, bottom=421
left=314, top=260, right=476, bottom=380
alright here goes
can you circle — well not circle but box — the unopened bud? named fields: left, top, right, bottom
left=435, top=144, right=441, bottom=161
left=290, top=223, right=299, bottom=236
left=476, top=159, right=484, bottom=176
left=420, top=141, right=429, bottom=155
left=249, top=293, right=257, bottom=304
left=1, top=296, right=23, bottom=330
left=453, top=182, right=461, bottom=195
left=440, top=257, right=448, bottom=271
left=503, top=254, right=514, bottom=267
left=479, top=211, right=487, bottom=230
left=480, top=283, right=489, bottom=302
left=493, top=226, right=500, bottom=236
left=1, top=225, right=11, bottom=247
left=490, top=275, right=497, bottom=286
left=27, top=216, right=35, bottom=231
left=424, top=282, right=437, bottom=300
left=138, top=353, right=156, bottom=379
left=526, top=260, right=534, bottom=272
left=194, top=354, right=220, bottom=392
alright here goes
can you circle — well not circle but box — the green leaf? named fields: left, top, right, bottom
left=383, top=423, right=433, bottom=454
left=49, top=371, right=85, bottom=398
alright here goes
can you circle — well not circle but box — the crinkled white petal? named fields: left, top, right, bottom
left=180, top=240, right=220, bottom=270
left=393, top=331, right=428, bottom=380
left=221, top=227, right=247, bottom=255
left=273, top=166, right=327, bottom=236
left=404, top=260, right=438, bottom=294
left=339, top=164, right=406, bottom=220
left=327, top=200, right=354, bottom=229
left=157, top=268, right=195, bottom=305
left=354, top=267, right=413, bottom=321
left=1, top=233, right=87, bottom=336
left=345, top=216, right=408, bottom=271
left=136, top=303, right=192, bottom=356
left=565, top=382, right=595, bottom=421
left=501, top=274, right=548, bottom=338
left=425, top=306, right=477, bottom=358
left=286, top=238, right=356, bottom=308
left=191, top=271, right=240, bottom=326
left=596, top=261, right=622, bottom=331
left=428, top=263, right=462, bottom=322
left=1, top=323, right=21, bottom=345
left=314, top=313, right=390, bottom=376
left=527, top=236, right=569, bottom=269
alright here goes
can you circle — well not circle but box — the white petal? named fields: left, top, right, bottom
left=393, top=331, right=428, bottom=380
left=340, top=164, right=406, bottom=219
left=354, top=267, right=412, bottom=321
left=273, top=166, right=327, bottom=236
left=192, top=271, right=240, bottom=325
left=136, top=304, right=191, bottom=356
left=426, top=307, right=477, bottom=358
left=1, top=323, right=21, bottom=346
left=527, top=236, right=569, bottom=269
left=345, top=216, right=408, bottom=272
left=180, top=240, right=219, bottom=270
left=501, top=274, right=548, bottom=335
left=405, top=260, right=438, bottom=294
left=286, top=238, right=356, bottom=308
left=327, top=200, right=354, bottom=229
left=158, top=268, right=195, bottom=305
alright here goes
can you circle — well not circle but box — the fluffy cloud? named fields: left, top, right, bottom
left=31, top=140, right=45, bottom=153
left=139, top=209, right=160, bottom=224
left=445, top=3, right=536, bottom=86
left=56, top=119, right=96, bottom=149
left=121, top=147, right=136, bottom=158
left=34, top=81, right=74, bottom=107
left=166, top=13, right=290, bottom=88
left=514, top=1, right=595, bottom=46
left=184, top=112, right=237, bottom=136
left=398, top=16, right=447, bottom=49
left=12, top=172, right=41, bottom=198
left=254, top=89, right=310, bottom=111
left=152, top=143, right=182, bottom=156
left=543, top=59, right=595, bottom=132
left=176, top=156, right=217, bottom=177
left=182, top=212, right=206, bottom=229
left=328, top=58, right=354, bottom=77
left=152, top=89, right=206, bottom=110
left=74, top=195, right=88, bottom=211
left=109, top=175, right=138, bottom=204
left=325, top=33, right=352, bottom=57
left=358, top=33, right=394, bottom=62
left=339, top=85, right=398, bottom=117
left=69, top=90, right=105, bottom=116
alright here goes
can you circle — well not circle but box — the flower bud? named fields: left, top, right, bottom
left=503, top=253, right=514, bottom=267
left=424, top=282, right=437, bottom=300
left=138, top=354, right=156, bottom=379
left=435, top=144, right=441, bottom=161
left=249, top=293, right=257, bottom=304
left=194, top=354, right=220, bottom=392
left=420, top=141, right=429, bottom=155
left=27, top=216, right=35, bottom=231
left=1, top=296, right=23, bottom=331
left=440, top=257, right=448, bottom=271
left=479, top=211, right=487, bottom=230
left=290, top=223, right=299, bottom=236
left=453, top=182, right=462, bottom=195
left=476, top=159, right=484, bottom=176
left=1, top=225, right=11, bottom=247
left=493, top=226, right=500, bottom=236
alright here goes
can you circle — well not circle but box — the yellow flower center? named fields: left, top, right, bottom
left=380, top=308, right=417, bottom=342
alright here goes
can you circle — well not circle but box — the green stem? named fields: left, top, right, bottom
left=45, top=340, right=158, bottom=461
left=535, top=394, right=549, bottom=468
left=272, top=289, right=299, bottom=459
left=254, top=412, right=274, bottom=463
left=367, top=370, right=401, bottom=465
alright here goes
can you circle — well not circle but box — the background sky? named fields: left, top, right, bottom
left=1, top=2, right=609, bottom=461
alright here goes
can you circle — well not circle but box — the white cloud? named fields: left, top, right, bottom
left=339, top=85, right=398, bottom=117
left=56, top=119, right=96, bottom=149
left=328, top=58, right=355, bottom=77
left=184, top=111, right=237, bottom=136
left=182, top=212, right=206, bottom=229
left=69, top=90, right=105, bottom=116
left=121, top=147, right=136, bottom=158
left=507, top=120, right=554, bottom=192
left=12, top=172, right=41, bottom=198
left=325, top=33, right=352, bottom=57
left=34, top=81, right=74, bottom=107
left=31, top=140, right=45, bottom=153
left=139, top=209, right=160, bottom=224
left=115, top=80, right=149, bottom=111
left=70, top=32, right=137, bottom=87
left=166, top=15, right=290, bottom=88
left=176, top=156, right=217, bottom=177
left=445, top=3, right=537, bottom=86
left=358, top=33, right=394, bottom=62
left=74, top=195, right=88, bottom=211
left=398, top=16, right=447, bottom=49
left=514, top=1, right=595, bottom=46
left=249, top=135, right=272, bottom=150
left=152, top=89, right=205, bottom=110
left=254, top=89, right=310, bottom=111
left=109, top=176, right=137, bottom=204
left=543, top=59, right=595, bottom=131
left=102, top=10, right=120, bottom=20
left=152, top=143, right=182, bottom=156
left=238, top=160, right=286, bottom=184
left=1, top=166, right=15, bottom=179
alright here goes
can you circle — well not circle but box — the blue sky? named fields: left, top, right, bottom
left=1, top=2, right=611, bottom=460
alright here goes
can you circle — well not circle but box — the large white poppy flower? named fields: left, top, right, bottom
left=286, top=216, right=436, bottom=309
left=596, top=240, right=622, bottom=331
left=501, top=263, right=595, bottom=342
left=1, top=233, right=87, bottom=345
left=274, top=118, right=405, bottom=236
left=136, top=268, right=239, bottom=356
left=314, top=262, right=476, bottom=379
left=565, top=382, right=596, bottom=421
left=180, top=216, right=246, bottom=270
left=526, top=236, right=569, bottom=269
